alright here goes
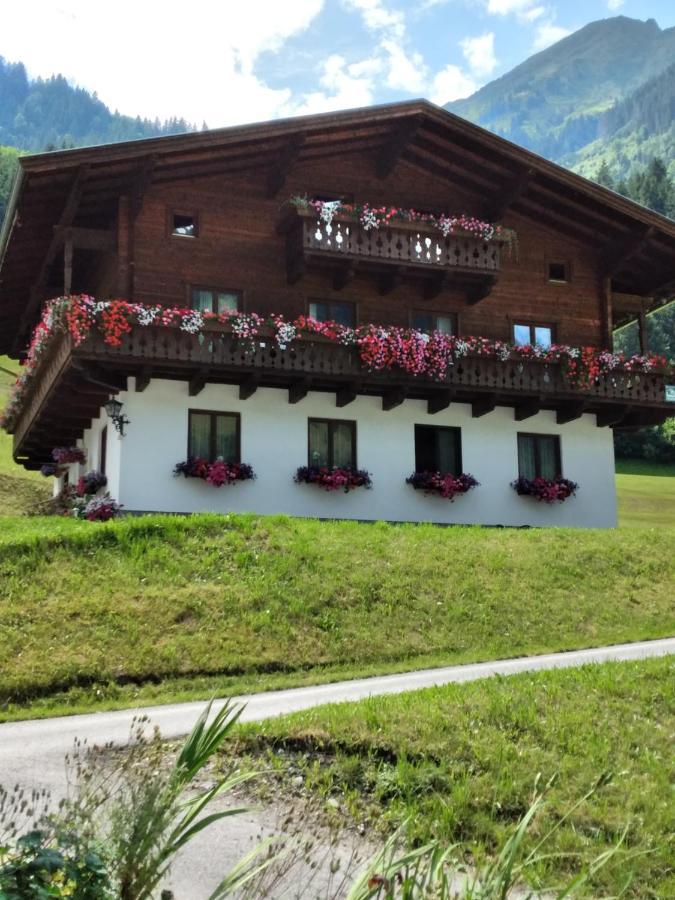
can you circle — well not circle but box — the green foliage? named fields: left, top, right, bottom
left=0, top=513, right=673, bottom=719
left=242, top=657, right=675, bottom=896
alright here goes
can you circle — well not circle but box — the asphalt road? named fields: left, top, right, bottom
left=1, top=637, right=673, bottom=898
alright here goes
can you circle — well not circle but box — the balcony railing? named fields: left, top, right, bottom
left=10, top=323, right=673, bottom=458
left=281, top=209, right=503, bottom=298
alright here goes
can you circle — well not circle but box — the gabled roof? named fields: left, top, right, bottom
left=1, top=99, right=674, bottom=354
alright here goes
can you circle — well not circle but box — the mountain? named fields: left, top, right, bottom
left=0, top=56, right=195, bottom=152
left=447, top=16, right=675, bottom=181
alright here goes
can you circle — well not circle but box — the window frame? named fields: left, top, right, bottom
left=409, top=310, right=458, bottom=335
left=168, top=209, right=199, bottom=239
left=189, top=286, right=243, bottom=315
left=187, top=409, right=241, bottom=463
left=414, top=424, right=463, bottom=475
left=517, top=432, right=562, bottom=479
left=307, top=298, right=357, bottom=327
left=307, top=417, right=357, bottom=469
left=546, top=258, right=571, bottom=284
left=511, top=320, right=557, bottom=347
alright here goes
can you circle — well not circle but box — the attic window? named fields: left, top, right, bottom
left=548, top=261, right=568, bottom=283
left=172, top=212, right=198, bottom=238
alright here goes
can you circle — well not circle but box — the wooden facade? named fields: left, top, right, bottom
left=0, top=100, right=674, bottom=469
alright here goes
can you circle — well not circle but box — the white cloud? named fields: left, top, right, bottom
left=460, top=32, right=498, bottom=77
left=606, top=0, right=624, bottom=9
left=486, top=0, right=537, bottom=14
left=342, top=0, right=405, bottom=39
left=520, top=6, right=546, bottom=22
left=429, top=65, right=478, bottom=104
left=533, top=22, right=571, bottom=50
left=381, top=39, right=429, bottom=92
left=0, top=0, right=323, bottom=126
left=285, top=53, right=378, bottom=116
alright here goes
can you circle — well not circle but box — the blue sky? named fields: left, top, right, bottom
left=1, top=1, right=674, bottom=127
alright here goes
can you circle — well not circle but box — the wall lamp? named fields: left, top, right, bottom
left=104, top=398, right=130, bottom=436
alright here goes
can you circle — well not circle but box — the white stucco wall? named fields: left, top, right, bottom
left=90, top=377, right=618, bottom=528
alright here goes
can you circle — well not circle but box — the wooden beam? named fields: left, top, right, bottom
left=239, top=375, right=258, bottom=400
left=514, top=399, right=541, bottom=421
left=472, top=396, right=496, bottom=418
left=135, top=369, right=151, bottom=392
left=188, top=369, right=208, bottom=397
left=556, top=402, right=587, bottom=425
left=72, top=363, right=126, bottom=393
left=637, top=307, right=648, bottom=355
left=485, top=168, right=534, bottom=221
left=266, top=137, right=304, bottom=198
left=63, top=231, right=73, bottom=295
left=382, top=387, right=407, bottom=411
left=596, top=406, right=628, bottom=428
left=428, top=391, right=452, bottom=415
left=336, top=385, right=358, bottom=407
left=601, top=276, right=613, bottom=350
left=333, top=261, right=356, bottom=291
left=377, top=116, right=421, bottom=179
left=602, top=226, right=655, bottom=278
left=423, top=273, right=448, bottom=300
left=131, top=155, right=157, bottom=220
left=466, top=276, right=496, bottom=305
left=61, top=226, right=117, bottom=251
left=117, top=194, right=132, bottom=296
left=378, top=268, right=404, bottom=296
left=289, top=378, right=311, bottom=404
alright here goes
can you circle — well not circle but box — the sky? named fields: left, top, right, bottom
left=1, top=0, right=674, bottom=128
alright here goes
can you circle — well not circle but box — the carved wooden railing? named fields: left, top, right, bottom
left=288, top=209, right=501, bottom=273
left=9, top=324, right=673, bottom=453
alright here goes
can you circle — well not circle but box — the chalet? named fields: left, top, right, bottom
left=0, top=100, right=673, bottom=527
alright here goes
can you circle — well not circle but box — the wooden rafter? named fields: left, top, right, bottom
left=266, top=136, right=304, bottom=198
left=484, top=168, right=534, bottom=221
left=602, top=226, right=656, bottom=278
left=376, top=116, right=421, bottom=179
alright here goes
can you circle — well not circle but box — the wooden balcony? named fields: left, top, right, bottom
left=9, top=323, right=674, bottom=468
left=279, top=208, right=503, bottom=301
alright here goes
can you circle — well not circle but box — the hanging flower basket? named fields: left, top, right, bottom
left=406, top=471, right=479, bottom=500
left=174, top=457, right=256, bottom=487
left=294, top=466, right=372, bottom=493
left=40, top=462, right=67, bottom=478
left=511, top=476, right=578, bottom=503
left=76, top=470, right=108, bottom=496
left=52, top=446, right=86, bottom=465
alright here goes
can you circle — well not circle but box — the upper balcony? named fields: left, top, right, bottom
left=278, top=203, right=510, bottom=301
left=5, top=299, right=673, bottom=469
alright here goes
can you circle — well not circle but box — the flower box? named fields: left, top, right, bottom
left=406, top=471, right=479, bottom=500
left=511, top=476, right=578, bottom=503
left=52, top=446, right=86, bottom=465
left=174, top=457, right=256, bottom=487
left=294, top=466, right=372, bottom=493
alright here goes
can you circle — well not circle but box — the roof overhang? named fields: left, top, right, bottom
left=1, top=99, right=674, bottom=355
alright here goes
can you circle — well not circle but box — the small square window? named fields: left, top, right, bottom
left=517, top=433, right=561, bottom=480
left=548, top=262, right=567, bottom=282
left=172, top=212, right=198, bottom=238
left=308, top=418, right=356, bottom=468
left=414, top=425, right=462, bottom=475
left=191, top=288, right=241, bottom=315
left=411, top=311, right=456, bottom=335
left=188, top=410, right=240, bottom=462
left=308, top=300, right=355, bottom=327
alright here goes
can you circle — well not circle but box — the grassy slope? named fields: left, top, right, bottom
left=0, top=355, right=50, bottom=515
left=1, top=514, right=673, bottom=720
left=236, top=657, right=675, bottom=897
left=615, top=459, right=675, bottom=527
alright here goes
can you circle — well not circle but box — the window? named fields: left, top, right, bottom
left=411, top=311, right=456, bottom=335
left=99, top=426, right=107, bottom=476
left=517, top=433, right=561, bottom=480
left=191, top=288, right=241, bottom=315
left=308, top=418, right=356, bottom=468
left=513, top=322, right=554, bottom=348
left=414, top=425, right=462, bottom=475
left=171, top=212, right=198, bottom=238
left=188, top=410, right=240, bottom=462
left=548, top=261, right=568, bottom=282
left=308, top=300, right=355, bottom=327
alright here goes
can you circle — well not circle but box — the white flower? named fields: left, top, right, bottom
left=180, top=310, right=204, bottom=333
left=137, top=305, right=160, bottom=326
left=319, top=200, right=341, bottom=227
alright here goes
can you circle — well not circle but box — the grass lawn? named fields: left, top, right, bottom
left=1, top=513, right=673, bottom=721
left=615, top=458, right=675, bottom=527
left=233, top=657, right=675, bottom=897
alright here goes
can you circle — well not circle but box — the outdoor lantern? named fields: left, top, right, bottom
left=104, top=398, right=130, bottom=436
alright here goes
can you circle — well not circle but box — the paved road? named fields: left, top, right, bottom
left=1, top=638, right=673, bottom=898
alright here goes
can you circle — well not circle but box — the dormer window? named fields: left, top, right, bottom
left=171, top=212, right=198, bottom=238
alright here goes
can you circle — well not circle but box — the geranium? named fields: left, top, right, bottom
left=511, top=475, right=578, bottom=503
left=76, top=470, right=108, bottom=496
left=406, top=471, right=479, bottom=500
left=294, top=465, right=372, bottom=492
left=174, top=457, right=256, bottom=486
left=100, top=300, right=133, bottom=347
